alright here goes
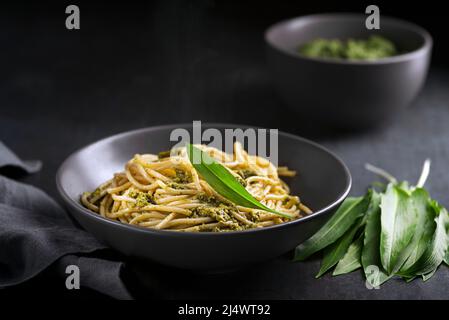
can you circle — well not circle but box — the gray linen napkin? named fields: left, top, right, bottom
left=0, top=141, right=133, bottom=299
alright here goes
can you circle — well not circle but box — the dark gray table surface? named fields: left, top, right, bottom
left=1, top=1, right=449, bottom=299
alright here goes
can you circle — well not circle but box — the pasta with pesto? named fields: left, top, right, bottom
left=81, top=142, right=312, bottom=232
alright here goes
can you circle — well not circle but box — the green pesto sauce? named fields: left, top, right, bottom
left=90, top=187, right=102, bottom=199
left=237, top=169, right=256, bottom=179
left=167, top=182, right=186, bottom=189
left=173, top=169, right=192, bottom=184
left=193, top=193, right=261, bottom=231
left=196, top=193, right=227, bottom=207
left=129, top=190, right=154, bottom=207
left=234, top=174, right=247, bottom=187
left=298, top=35, right=397, bottom=60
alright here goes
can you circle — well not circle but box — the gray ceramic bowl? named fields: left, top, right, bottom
left=56, top=124, right=351, bottom=271
left=265, top=13, right=432, bottom=129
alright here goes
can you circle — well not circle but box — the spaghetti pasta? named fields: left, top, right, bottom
left=81, top=142, right=312, bottom=232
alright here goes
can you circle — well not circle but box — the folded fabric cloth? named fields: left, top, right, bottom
left=0, top=142, right=133, bottom=299
left=0, top=141, right=42, bottom=174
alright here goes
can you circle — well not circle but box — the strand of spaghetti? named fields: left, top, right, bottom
left=160, top=198, right=194, bottom=205
left=111, top=194, right=136, bottom=203
left=111, top=196, right=122, bottom=212
left=155, top=194, right=190, bottom=204
left=99, top=195, right=110, bottom=217
left=81, top=193, right=99, bottom=212
left=256, top=155, right=270, bottom=168
left=263, top=185, right=271, bottom=195
left=133, top=154, right=157, bottom=166
left=134, top=162, right=156, bottom=183
left=246, top=176, right=279, bottom=185
left=107, top=181, right=133, bottom=194
left=162, top=187, right=198, bottom=195
left=154, top=212, right=177, bottom=229
left=125, top=167, right=156, bottom=191
left=265, top=194, right=288, bottom=201
left=139, top=205, right=191, bottom=215
left=257, top=220, right=275, bottom=227
left=145, top=168, right=171, bottom=182
left=166, top=217, right=213, bottom=227
left=190, top=167, right=202, bottom=191
left=258, top=213, right=279, bottom=221
left=234, top=141, right=245, bottom=165
left=170, top=224, right=194, bottom=230
left=235, top=206, right=254, bottom=213
left=139, top=220, right=163, bottom=227
left=198, top=180, right=215, bottom=196
left=176, top=203, right=203, bottom=209
left=277, top=181, right=290, bottom=193
left=129, top=212, right=166, bottom=224
left=88, top=186, right=110, bottom=203
left=182, top=222, right=220, bottom=232
left=299, top=203, right=313, bottom=214
left=107, top=207, right=131, bottom=218
left=231, top=212, right=256, bottom=226
left=277, top=166, right=296, bottom=176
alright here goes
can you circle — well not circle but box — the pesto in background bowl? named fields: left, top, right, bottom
left=299, top=35, right=397, bottom=60
left=265, top=13, right=432, bottom=130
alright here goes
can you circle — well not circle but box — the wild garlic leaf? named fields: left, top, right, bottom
left=404, top=205, right=449, bottom=276
left=294, top=195, right=370, bottom=261
left=398, top=188, right=434, bottom=275
left=316, top=217, right=364, bottom=278
left=380, top=183, right=418, bottom=274
left=333, top=233, right=364, bottom=276
left=186, top=144, right=291, bottom=218
left=404, top=276, right=416, bottom=283
left=422, top=268, right=437, bottom=281
left=362, top=190, right=391, bottom=287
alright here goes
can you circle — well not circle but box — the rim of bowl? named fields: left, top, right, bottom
left=56, top=123, right=352, bottom=237
left=265, top=13, right=433, bottom=66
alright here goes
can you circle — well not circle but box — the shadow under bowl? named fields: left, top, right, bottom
left=265, top=13, right=432, bottom=130
left=56, top=124, right=351, bottom=271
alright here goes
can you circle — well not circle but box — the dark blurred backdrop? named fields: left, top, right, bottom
left=1, top=1, right=447, bottom=130
left=0, top=0, right=448, bottom=161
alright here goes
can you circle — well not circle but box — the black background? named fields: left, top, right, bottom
left=1, top=0, right=449, bottom=299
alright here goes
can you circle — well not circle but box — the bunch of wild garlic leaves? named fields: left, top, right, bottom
left=294, top=160, right=449, bottom=287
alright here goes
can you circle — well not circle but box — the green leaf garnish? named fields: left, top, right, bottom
left=186, top=144, right=292, bottom=219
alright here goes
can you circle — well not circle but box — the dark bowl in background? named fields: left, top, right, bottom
left=56, top=124, right=351, bottom=271
left=265, top=13, right=432, bottom=130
